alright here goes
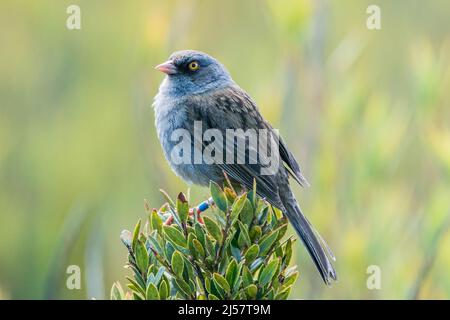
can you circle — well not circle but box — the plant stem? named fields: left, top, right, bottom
left=191, top=259, right=208, bottom=296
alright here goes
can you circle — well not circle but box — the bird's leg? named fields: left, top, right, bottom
left=190, top=197, right=214, bottom=224
left=188, top=208, right=204, bottom=224
left=164, top=214, right=174, bottom=225
left=163, top=197, right=214, bottom=225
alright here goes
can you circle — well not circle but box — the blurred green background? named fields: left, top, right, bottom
left=1, top=0, right=450, bottom=299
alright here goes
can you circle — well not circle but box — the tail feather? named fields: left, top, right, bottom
left=282, top=197, right=337, bottom=285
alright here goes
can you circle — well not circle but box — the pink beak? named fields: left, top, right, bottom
left=155, top=60, right=177, bottom=75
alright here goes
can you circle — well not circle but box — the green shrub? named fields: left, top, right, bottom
left=111, top=181, right=299, bottom=300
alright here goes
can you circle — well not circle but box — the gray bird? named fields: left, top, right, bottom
left=153, top=50, right=337, bottom=284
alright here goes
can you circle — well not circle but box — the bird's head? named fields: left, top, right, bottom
left=155, top=50, right=233, bottom=96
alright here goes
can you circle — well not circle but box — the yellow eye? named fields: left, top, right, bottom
left=188, top=61, right=200, bottom=71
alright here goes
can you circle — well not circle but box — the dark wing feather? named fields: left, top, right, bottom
left=210, top=85, right=309, bottom=188
left=186, top=85, right=285, bottom=208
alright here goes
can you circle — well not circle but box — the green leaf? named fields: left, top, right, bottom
left=224, top=187, right=237, bottom=203
left=283, top=238, right=293, bottom=266
left=150, top=210, right=163, bottom=233
left=249, top=257, right=264, bottom=272
left=186, top=233, right=196, bottom=259
left=204, top=235, right=215, bottom=256
left=204, top=216, right=223, bottom=243
left=134, top=241, right=148, bottom=273
left=275, top=286, right=291, bottom=300
left=159, top=189, right=176, bottom=208
left=252, top=178, right=257, bottom=205
left=242, top=266, right=253, bottom=287
left=258, top=206, right=269, bottom=224
left=237, top=221, right=251, bottom=248
left=194, top=223, right=205, bottom=246
left=183, top=259, right=195, bottom=283
left=245, top=284, right=257, bottom=299
left=209, top=276, right=223, bottom=298
left=265, top=288, right=275, bottom=299
left=229, top=244, right=241, bottom=261
left=165, top=242, right=175, bottom=262
left=272, top=206, right=283, bottom=220
left=145, top=283, right=160, bottom=300
left=159, top=279, right=168, bottom=300
left=208, top=294, right=219, bottom=300
left=132, top=219, right=142, bottom=251
left=188, top=279, right=196, bottom=293
left=275, top=244, right=284, bottom=258
left=283, top=271, right=299, bottom=287
left=239, top=199, right=254, bottom=226
left=132, top=291, right=144, bottom=300
left=171, top=250, right=184, bottom=278
left=225, top=258, right=239, bottom=289
left=146, top=236, right=163, bottom=256
left=230, top=193, right=247, bottom=222
left=258, top=230, right=279, bottom=256
left=176, top=192, right=189, bottom=223
left=126, top=276, right=145, bottom=297
left=259, top=258, right=280, bottom=286
left=174, top=278, right=193, bottom=298
left=127, top=283, right=140, bottom=295
left=276, top=223, right=288, bottom=241
left=163, top=225, right=187, bottom=247
left=210, top=181, right=228, bottom=213
left=192, top=239, right=205, bottom=260
left=205, top=277, right=211, bottom=293
left=244, top=244, right=259, bottom=264
left=249, top=225, right=262, bottom=242
left=232, top=275, right=243, bottom=293
left=147, top=266, right=165, bottom=287
left=213, top=273, right=230, bottom=294
left=110, top=282, right=124, bottom=300
left=133, top=269, right=146, bottom=289
left=266, top=207, right=273, bottom=225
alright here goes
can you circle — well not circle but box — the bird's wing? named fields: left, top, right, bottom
left=186, top=85, right=305, bottom=207
left=211, top=85, right=309, bottom=187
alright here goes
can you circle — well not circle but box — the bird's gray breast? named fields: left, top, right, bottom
left=153, top=93, right=222, bottom=186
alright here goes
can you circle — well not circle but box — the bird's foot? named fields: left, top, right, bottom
left=163, top=197, right=214, bottom=225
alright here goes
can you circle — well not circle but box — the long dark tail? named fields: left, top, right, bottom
left=280, top=190, right=337, bottom=285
